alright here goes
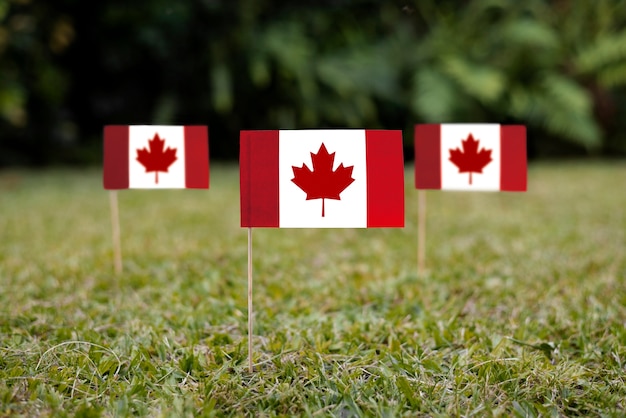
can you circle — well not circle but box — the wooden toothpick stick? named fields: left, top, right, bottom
left=109, top=191, right=123, bottom=275
left=247, top=227, right=253, bottom=372
left=417, top=190, right=426, bottom=276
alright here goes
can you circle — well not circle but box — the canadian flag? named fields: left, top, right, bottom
left=240, top=129, right=404, bottom=228
left=415, top=124, right=526, bottom=191
left=103, top=125, right=209, bottom=189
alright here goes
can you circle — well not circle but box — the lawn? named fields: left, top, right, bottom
left=1, top=162, right=625, bottom=416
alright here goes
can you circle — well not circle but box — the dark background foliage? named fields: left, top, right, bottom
left=1, top=0, right=625, bottom=166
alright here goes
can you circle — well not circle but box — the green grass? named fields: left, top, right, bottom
left=1, top=162, right=625, bottom=417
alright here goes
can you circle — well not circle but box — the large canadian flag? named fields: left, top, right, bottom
left=240, top=129, right=404, bottom=228
left=415, top=124, right=526, bottom=191
left=103, top=125, right=209, bottom=189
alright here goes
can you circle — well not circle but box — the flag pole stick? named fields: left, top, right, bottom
left=247, top=227, right=253, bottom=373
left=417, top=190, right=426, bottom=276
left=109, top=190, right=123, bottom=275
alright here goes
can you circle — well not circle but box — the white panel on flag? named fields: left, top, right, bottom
left=441, top=124, right=501, bottom=191
left=279, top=130, right=367, bottom=228
left=128, top=125, right=186, bottom=189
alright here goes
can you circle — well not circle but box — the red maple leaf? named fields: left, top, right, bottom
left=291, top=143, right=355, bottom=217
left=136, top=133, right=178, bottom=184
left=448, top=134, right=492, bottom=185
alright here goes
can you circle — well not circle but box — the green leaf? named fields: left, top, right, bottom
left=0, top=0, right=8, bottom=22
left=249, top=55, right=270, bottom=88
left=210, top=64, right=233, bottom=113
left=315, top=44, right=399, bottom=102
left=575, top=31, right=626, bottom=74
left=261, top=22, right=313, bottom=77
left=412, top=67, right=457, bottom=122
left=0, top=83, right=26, bottom=126
left=442, top=56, right=506, bottom=104
left=597, top=62, right=626, bottom=88
left=501, top=19, right=559, bottom=50
left=541, top=74, right=592, bottom=116
left=541, top=74, right=601, bottom=147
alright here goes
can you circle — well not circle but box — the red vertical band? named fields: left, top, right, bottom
left=184, top=126, right=209, bottom=189
left=240, top=130, right=280, bottom=227
left=103, top=125, right=129, bottom=189
left=365, top=130, right=405, bottom=227
left=414, top=124, right=442, bottom=189
left=500, top=125, right=527, bottom=191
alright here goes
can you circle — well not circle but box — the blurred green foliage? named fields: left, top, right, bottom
left=1, top=0, right=626, bottom=165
